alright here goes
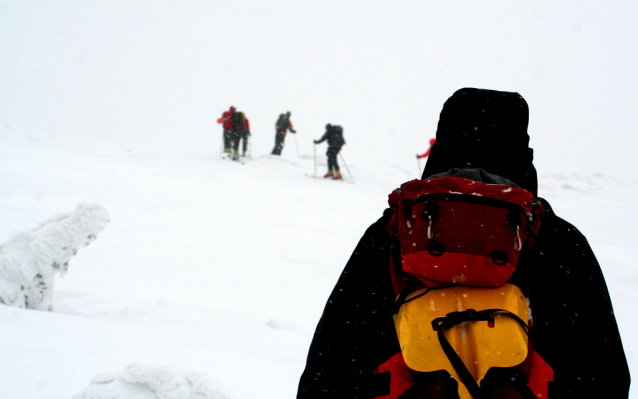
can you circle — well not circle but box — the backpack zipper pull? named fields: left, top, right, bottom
left=427, top=215, right=434, bottom=239
left=514, top=225, right=522, bottom=251
left=422, top=202, right=439, bottom=240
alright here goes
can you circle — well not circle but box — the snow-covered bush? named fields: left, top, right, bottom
left=0, top=203, right=109, bottom=310
left=72, top=363, right=228, bottom=399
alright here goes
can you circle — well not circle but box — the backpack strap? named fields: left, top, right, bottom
left=392, top=287, right=432, bottom=315
left=431, top=309, right=534, bottom=399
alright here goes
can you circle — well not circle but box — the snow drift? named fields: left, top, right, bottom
left=71, top=363, right=228, bottom=399
left=0, top=203, right=109, bottom=311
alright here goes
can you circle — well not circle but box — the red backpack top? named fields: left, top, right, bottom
left=387, top=169, right=544, bottom=295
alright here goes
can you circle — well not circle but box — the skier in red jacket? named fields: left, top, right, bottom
left=217, top=106, right=235, bottom=153
left=417, top=138, right=436, bottom=159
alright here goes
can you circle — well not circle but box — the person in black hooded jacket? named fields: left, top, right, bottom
left=314, top=124, right=346, bottom=179
left=296, top=88, right=630, bottom=398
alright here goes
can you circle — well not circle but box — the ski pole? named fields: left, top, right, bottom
left=313, top=142, right=317, bottom=178
left=416, top=154, right=421, bottom=177
left=294, top=133, right=300, bottom=158
left=339, top=153, right=353, bottom=180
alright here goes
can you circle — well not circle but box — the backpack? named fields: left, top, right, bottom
left=387, top=168, right=543, bottom=294
left=275, top=114, right=287, bottom=131
left=365, top=168, right=552, bottom=399
left=230, top=111, right=244, bottom=131
left=332, top=125, right=345, bottom=146
left=241, top=113, right=250, bottom=132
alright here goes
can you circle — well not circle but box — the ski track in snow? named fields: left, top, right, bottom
left=0, top=130, right=637, bottom=398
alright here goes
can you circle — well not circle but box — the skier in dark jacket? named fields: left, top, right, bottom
left=314, top=124, right=346, bottom=179
left=297, top=88, right=630, bottom=398
left=234, top=111, right=250, bottom=157
left=229, top=109, right=245, bottom=160
left=271, top=111, right=296, bottom=155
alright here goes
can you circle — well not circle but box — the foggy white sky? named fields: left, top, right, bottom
left=2, top=1, right=637, bottom=180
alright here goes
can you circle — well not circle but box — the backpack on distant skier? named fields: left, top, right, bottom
left=363, top=168, right=553, bottom=399
left=331, top=125, right=346, bottom=146
left=230, top=111, right=244, bottom=132
left=275, top=114, right=287, bottom=132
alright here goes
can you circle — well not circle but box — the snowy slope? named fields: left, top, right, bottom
left=3, top=2, right=638, bottom=397
left=0, top=127, right=636, bottom=399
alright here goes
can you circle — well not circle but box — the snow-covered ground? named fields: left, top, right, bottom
left=1, top=126, right=636, bottom=398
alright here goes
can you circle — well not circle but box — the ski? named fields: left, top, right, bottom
left=305, top=174, right=354, bottom=184
left=220, top=153, right=246, bottom=165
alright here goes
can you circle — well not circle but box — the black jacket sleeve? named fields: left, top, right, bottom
left=297, top=202, right=631, bottom=398
left=297, top=211, right=397, bottom=399
left=315, top=130, right=330, bottom=144
left=526, top=199, right=630, bottom=398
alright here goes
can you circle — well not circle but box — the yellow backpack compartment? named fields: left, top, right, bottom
left=394, top=283, right=529, bottom=399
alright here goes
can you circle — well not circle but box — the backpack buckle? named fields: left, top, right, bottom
left=432, top=309, right=496, bottom=331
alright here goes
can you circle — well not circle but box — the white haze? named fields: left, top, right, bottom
left=2, top=1, right=638, bottom=177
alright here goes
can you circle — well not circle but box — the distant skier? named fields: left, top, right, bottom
left=271, top=111, right=296, bottom=156
left=238, top=112, right=251, bottom=157
left=314, top=124, right=346, bottom=179
left=217, top=106, right=235, bottom=153
left=417, top=138, right=436, bottom=159
left=229, top=109, right=245, bottom=160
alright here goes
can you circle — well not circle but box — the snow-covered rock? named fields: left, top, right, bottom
left=0, top=203, right=109, bottom=310
left=71, top=363, right=228, bottom=399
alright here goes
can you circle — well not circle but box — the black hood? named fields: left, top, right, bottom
left=422, top=88, right=538, bottom=196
